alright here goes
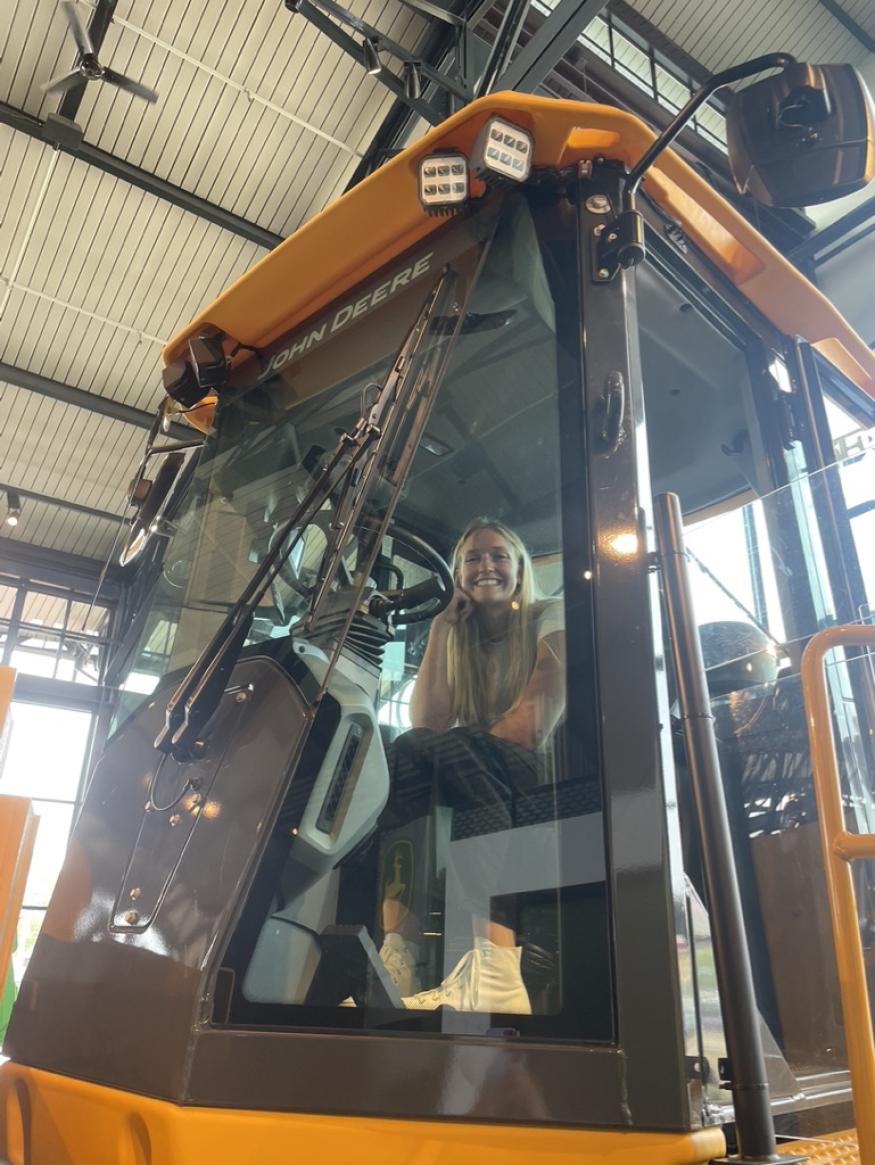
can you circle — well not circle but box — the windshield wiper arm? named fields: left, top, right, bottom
left=154, top=270, right=457, bottom=762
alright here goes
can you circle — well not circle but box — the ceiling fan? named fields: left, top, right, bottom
left=41, top=2, right=158, bottom=104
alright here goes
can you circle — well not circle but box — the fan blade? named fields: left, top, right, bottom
left=40, top=67, right=86, bottom=95
left=102, top=67, right=159, bottom=104
left=61, top=2, right=95, bottom=57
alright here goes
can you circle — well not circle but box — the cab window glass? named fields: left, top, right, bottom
left=220, top=195, right=611, bottom=1041
left=639, top=269, right=875, bottom=1084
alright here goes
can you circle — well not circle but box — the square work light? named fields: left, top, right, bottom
left=418, top=152, right=469, bottom=214
left=471, top=117, right=533, bottom=184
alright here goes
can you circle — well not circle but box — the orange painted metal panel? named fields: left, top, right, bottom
left=801, top=625, right=875, bottom=1165
left=162, top=94, right=875, bottom=403
left=0, top=1062, right=727, bottom=1165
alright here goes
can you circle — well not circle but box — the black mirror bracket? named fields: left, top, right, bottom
left=593, top=210, right=646, bottom=281
left=591, top=52, right=797, bottom=283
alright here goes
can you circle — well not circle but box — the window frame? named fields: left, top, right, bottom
left=183, top=181, right=700, bottom=1129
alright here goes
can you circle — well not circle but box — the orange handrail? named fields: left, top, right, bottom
left=801, top=625, right=875, bottom=1164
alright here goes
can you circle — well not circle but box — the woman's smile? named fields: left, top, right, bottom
left=459, top=529, right=520, bottom=605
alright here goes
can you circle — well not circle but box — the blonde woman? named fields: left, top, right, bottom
left=377, top=519, right=565, bottom=1014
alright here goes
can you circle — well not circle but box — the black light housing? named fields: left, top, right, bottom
left=362, top=38, right=381, bottom=75
left=470, top=116, right=533, bottom=185
left=726, top=62, right=875, bottom=207
left=188, top=329, right=229, bottom=390
left=404, top=61, right=422, bottom=101
left=162, top=359, right=203, bottom=408
left=4, top=489, right=21, bottom=528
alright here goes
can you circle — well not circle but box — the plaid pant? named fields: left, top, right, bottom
left=379, top=727, right=544, bottom=928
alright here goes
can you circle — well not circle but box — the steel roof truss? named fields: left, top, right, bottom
left=494, top=0, right=610, bottom=93
left=0, top=362, right=190, bottom=441
left=0, top=102, right=282, bottom=252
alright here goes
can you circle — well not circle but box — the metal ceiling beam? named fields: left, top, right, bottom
left=346, top=0, right=474, bottom=187
left=0, top=101, right=283, bottom=251
left=293, top=0, right=448, bottom=123
left=0, top=482, right=121, bottom=524
left=58, top=0, right=119, bottom=122
left=302, top=0, right=470, bottom=100
left=0, top=536, right=122, bottom=593
left=395, top=0, right=465, bottom=26
left=474, top=0, right=811, bottom=254
left=0, top=361, right=190, bottom=441
left=792, top=192, right=875, bottom=264
left=816, top=0, right=875, bottom=56
left=493, top=0, right=609, bottom=92
left=476, top=0, right=531, bottom=96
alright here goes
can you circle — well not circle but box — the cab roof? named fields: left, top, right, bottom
left=163, top=91, right=875, bottom=401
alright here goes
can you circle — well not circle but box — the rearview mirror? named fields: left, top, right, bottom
left=120, top=451, right=187, bottom=567
left=726, top=62, right=875, bottom=206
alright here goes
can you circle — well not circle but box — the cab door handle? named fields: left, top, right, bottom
left=596, top=370, right=625, bottom=454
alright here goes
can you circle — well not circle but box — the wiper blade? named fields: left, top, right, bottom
left=154, top=269, right=459, bottom=761
left=306, top=271, right=460, bottom=627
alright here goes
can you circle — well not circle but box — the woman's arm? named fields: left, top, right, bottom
left=490, top=631, right=565, bottom=750
left=409, top=589, right=472, bottom=731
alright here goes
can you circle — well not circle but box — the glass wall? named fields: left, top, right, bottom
left=682, top=456, right=875, bottom=1076
left=0, top=702, right=95, bottom=983
left=0, top=579, right=111, bottom=685
left=0, top=573, right=110, bottom=1023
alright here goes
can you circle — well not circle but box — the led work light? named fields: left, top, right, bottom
left=418, top=152, right=469, bottom=214
left=471, top=117, right=533, bottom=185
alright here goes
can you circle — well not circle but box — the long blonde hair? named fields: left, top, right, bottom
left=447, top=518, right=539, bottom=729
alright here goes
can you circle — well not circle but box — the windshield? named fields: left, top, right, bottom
left=112, top=213, right=494, bottom=728
left=108, top=192, right=610, bottom=1042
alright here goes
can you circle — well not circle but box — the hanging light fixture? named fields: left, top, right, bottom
left=4, top=489, right=22, bottom=528
left=403, top=60, right=422, bottom=101
left=362, top=38, right=381, bottom=75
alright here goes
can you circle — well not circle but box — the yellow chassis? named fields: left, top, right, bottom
left=0, top=1062, right=726, bottom=1165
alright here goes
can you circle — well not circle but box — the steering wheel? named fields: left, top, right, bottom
left=369, top=525, right=454, bottom=625
left=269, top=516, right=453, bottom=627
left=270, top=510, right=346, bottom=586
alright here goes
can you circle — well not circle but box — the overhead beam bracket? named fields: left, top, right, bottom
left=493, top=0, right=609, bottom=92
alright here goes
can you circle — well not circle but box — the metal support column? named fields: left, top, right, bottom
left=655, top=490, right=795, bottom=1165
left=493, top=0, right=609, bottom=92
left=476, top=0, right=531, bottom=95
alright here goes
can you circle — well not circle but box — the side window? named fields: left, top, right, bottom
left=640, top=287, right=875, bottom=1085
left=221, top=197, right=612, bottom=1041
left=821, top=382, right=875, bottom=619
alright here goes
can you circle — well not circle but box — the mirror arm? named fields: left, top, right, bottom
left=142, top=438, right=205, bottom=458
left=623, top=52, right=796, bottom=209
left=593, top=53, right=796, bottom=282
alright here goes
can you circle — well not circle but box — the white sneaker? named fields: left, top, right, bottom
left=338, top=932, right=420, bottom=1005
left=402, top=939, right=531, bottom=1014
left=378, top=932, right=421, bottom=996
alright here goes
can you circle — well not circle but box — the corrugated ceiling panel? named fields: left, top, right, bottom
left=628, top=0, right=872, bottom=71
left=12, top=0, right=424, bottom=238
left=11, top=145, right=264, bottom=335
left=841, top=0, right=875, bottom=38
left=1, top=135, right=265, bottom=411
left=0, top=587, right=16, bottom=619
left=0, top=495, right=121, bottom=562
left=0, top=380, right=143, bottom=517
left=0, top=127, right=53, bottom=277
left=0, top=1, right=70, bottom=112
left=1, top=285, right=165, bottom=412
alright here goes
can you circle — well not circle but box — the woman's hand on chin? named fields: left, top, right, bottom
left=437, top=587, right=474, bottom=628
